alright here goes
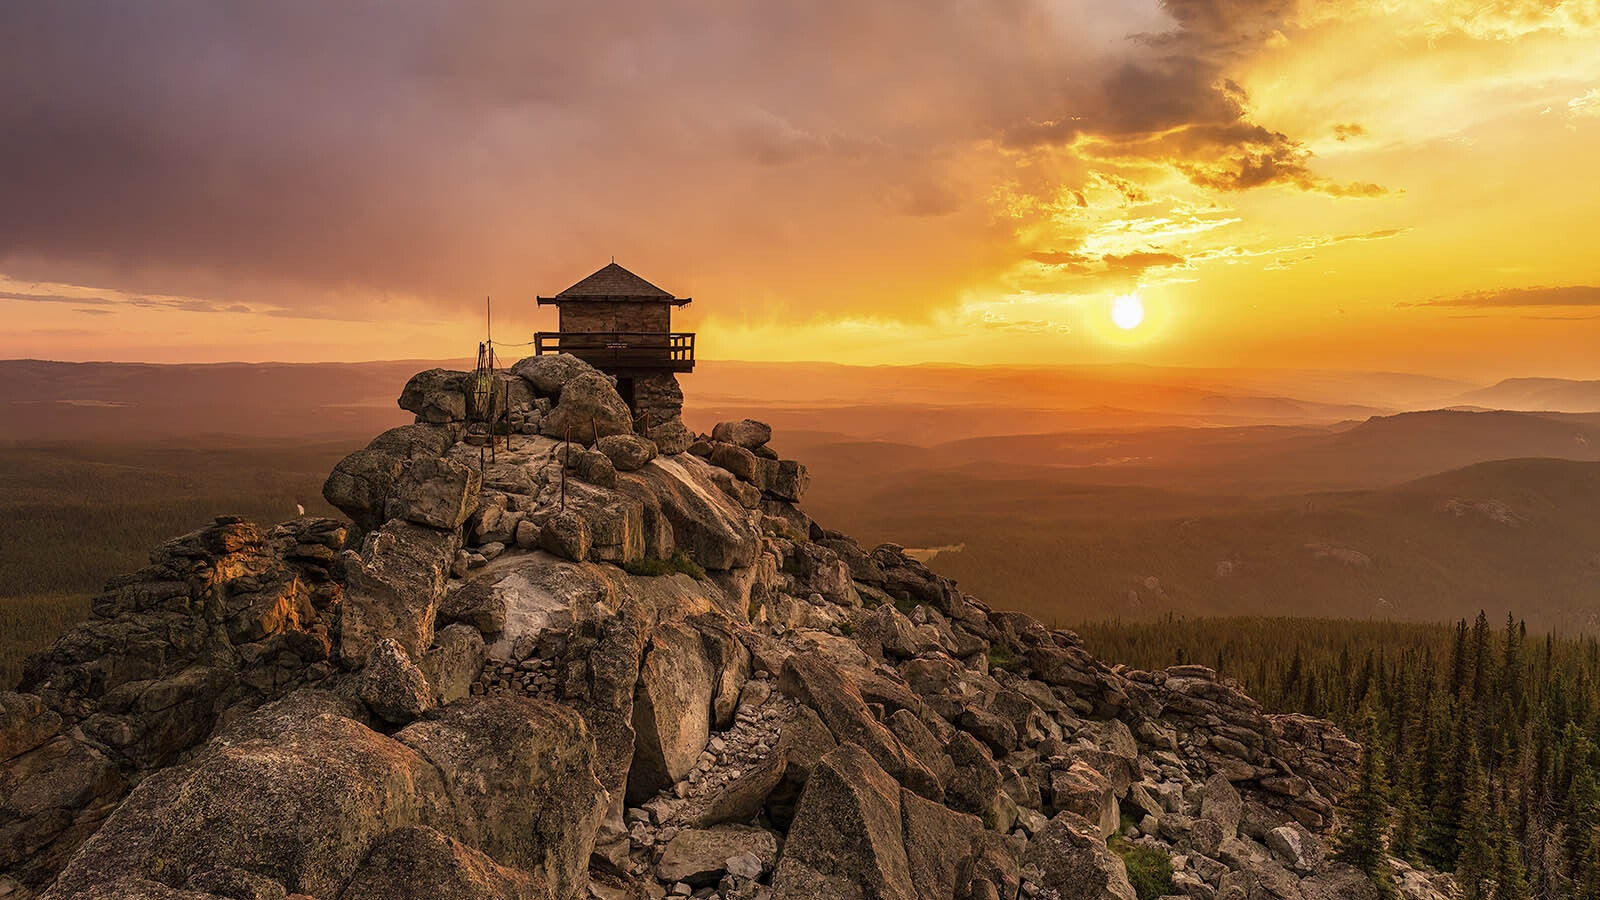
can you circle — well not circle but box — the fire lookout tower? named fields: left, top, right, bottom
left=534, top=261, right=694, bottom=418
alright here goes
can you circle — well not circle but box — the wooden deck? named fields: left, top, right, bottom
left=533, top=331, right=695, bottom=372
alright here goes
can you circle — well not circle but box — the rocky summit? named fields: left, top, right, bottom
left=0, top=355, right=1455, bottom=900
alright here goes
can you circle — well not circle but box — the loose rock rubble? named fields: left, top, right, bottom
left=0, top=355, right=1455, bottom=900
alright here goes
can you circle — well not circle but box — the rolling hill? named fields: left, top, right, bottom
left=809, top=456, right=1600, bottom=632
left=1452, top=377, right=1600, bottom=412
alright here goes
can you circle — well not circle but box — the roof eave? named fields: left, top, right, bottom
left=537, top=295, right=692, bottom=306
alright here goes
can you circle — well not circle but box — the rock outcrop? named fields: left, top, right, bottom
left=0, top=359, right=1454, bottom=900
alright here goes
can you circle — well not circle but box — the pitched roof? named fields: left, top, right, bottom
left=550, top=262, right=679, bottom=301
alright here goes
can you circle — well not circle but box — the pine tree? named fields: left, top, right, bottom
left=1578, top=832, right=1600, bottom=900
left=1422, top=693, right=1463, bottom=869
left=1336, top=702, right=1393, bottom=881
left=1449, top=618, right=1471, bottom=698
left=1565, top=762, right=1600, bottom=879
left=1491, top=794, right=1532, bottom=900
left=1494, top=613, right=1526, bottom=771
left=1389, top=742, right=1423, bottom=863
left=1457, top=743, right=1496, bottom=900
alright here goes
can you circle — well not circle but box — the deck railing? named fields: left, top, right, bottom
left=534, top=331, right=695, bottom=369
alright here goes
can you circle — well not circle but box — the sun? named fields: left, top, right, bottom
left=1111, top=293, right=1144, bottom=330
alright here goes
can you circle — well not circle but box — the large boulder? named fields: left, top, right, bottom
left=1266, top=822, right=1325, bottom=874
left=771, top=745, right=915, bottom=900
left=885, top=710, right=955, bottom=788
left=626, top=621, right=714, bottom=804
left=0, top=717, right=127, bottom=890
left=42, top=692, right=446, bottom=899
left=898, top=787, right=999, bottom=900
left=1020, top=812, right=1138, bottom=900
left=648, top=419, right=693, bottom=456
left=773, top=743, right=1000, bottom=900
left=762, top=459, right=810, bottom=503
left=322, top=449, right=406, bottom=533
left=688, top=749, right=788, bottom=827
left=539, top=510, right=593, bottom=563
left=777, top=654, right=941, bottom=801
left=44, top=690, right=604, bottom=900
left=395, top=697, right=606, bottom=899
left=655, top=825, right=778, bottom=887
left=618, top=456, right=761, bottom=571
left=0, top=692, right=60, bottom=764
left=711, top=420, right=772, bottom=450
left=944, top=731, right=1006, bottom=827
left=340, top=826, right=554, bottom=900
left=359, top=639, right=435, bottom=724
left=324, top=422, right=460, bottom=531
left=511, top=354, right=601, bottom=397
left=708, top=443, right=759, bottom=483
left=1201, top=773, right=1243, bottom=838
left=540, top=373, right=633, bottom=445
left=367, top=423, right=458, bottom=460
left=396, top=457, right=481, bottom=530
left=1049, top=760, right=1118, bottom=839
left=765, top=706, right=837, bottom=827
left=340, top=520, right=460, bottom=666
left=692, top=614, right=751, bottom=730
left=1301, top=864, right=1381, bottom=900
left=420, top=624, right=487, bottom=705
left=399, top=369, right=470, bottom=424
left=560, top=614, right=648, bottom=825
left=595, top=434, right=657, bottom=473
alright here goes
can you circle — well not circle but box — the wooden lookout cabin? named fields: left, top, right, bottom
left=535, top=263, right=695, bottom=411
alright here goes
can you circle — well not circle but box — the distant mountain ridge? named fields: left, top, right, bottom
left=0, top=358, right=1479, bottom=444
left=1452, top=377, right=1600, bottom=412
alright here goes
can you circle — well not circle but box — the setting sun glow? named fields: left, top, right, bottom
left=1, top=3, right=1598, bottom=380
left=1111, top=294, right=1144, bottom=331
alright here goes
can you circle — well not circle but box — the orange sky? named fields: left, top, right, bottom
left=2, top=1, right=1598, bottom=380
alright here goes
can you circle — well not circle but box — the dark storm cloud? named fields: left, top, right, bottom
left=0, top=0, right=1354, bottom=316
left=1005, top=0, right=1378, bottom=195
left=0, top=1, right=1117, bottom=312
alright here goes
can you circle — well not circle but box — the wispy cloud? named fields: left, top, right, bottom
left=0, top=289, right=246, bottom=313
left=1570, top=88, right=1600, bottom=119
left=1406, top=285, right=1600, bottom=309
left=0, top=283, right=389, bottom=322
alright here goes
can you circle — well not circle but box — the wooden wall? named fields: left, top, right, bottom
left=558, top=302, right=672, bottom=334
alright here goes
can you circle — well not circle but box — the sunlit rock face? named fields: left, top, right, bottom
left=0, top=359, right=1448, bottom=900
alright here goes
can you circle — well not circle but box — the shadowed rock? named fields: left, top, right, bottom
left=627, top=621, right=714, bottom=805
left=1020, top=812, right=1137, bottom=900
left=341, top=826, right=554, bottom=900
left=772, top=744, right=915, bottom=900
left=359, top=639, right=434, bottom=724
left=540, top=373, right=633, bottom=445
left=340, top=520, right=459, bottom=666
left=399, top=369, right=470, bottom=424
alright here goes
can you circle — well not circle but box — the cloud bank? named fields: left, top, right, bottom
left=0, top=0, right=1378, bottom=325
